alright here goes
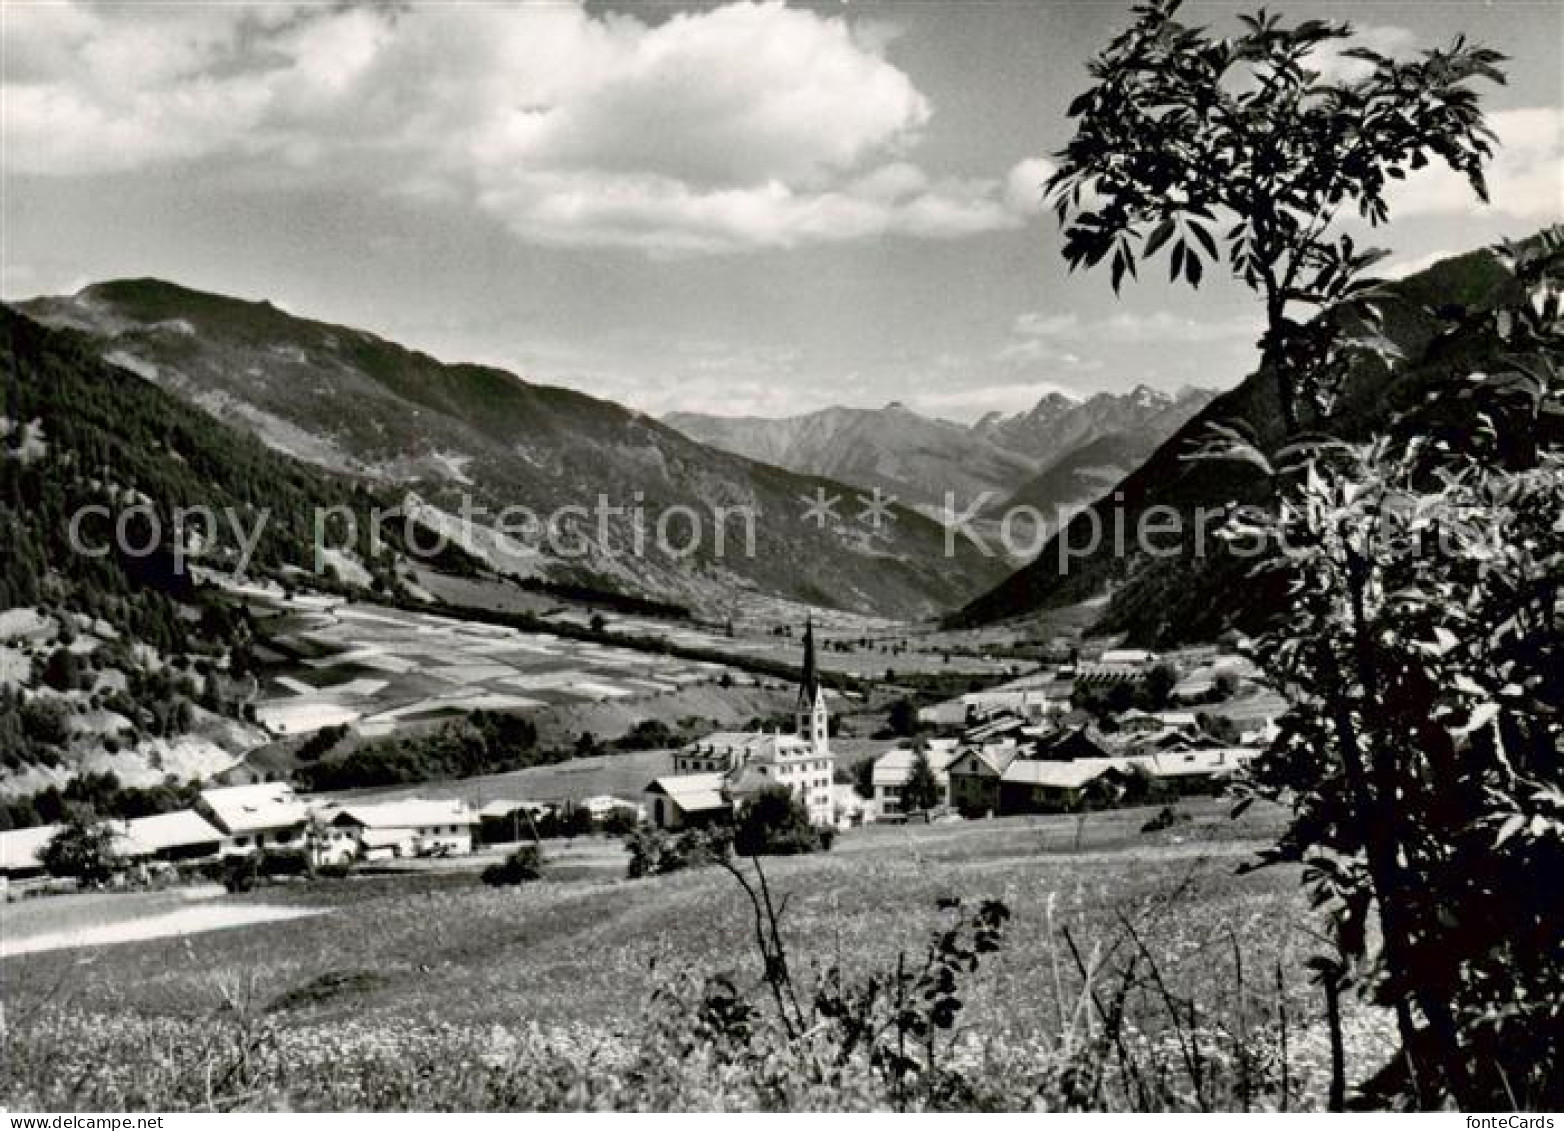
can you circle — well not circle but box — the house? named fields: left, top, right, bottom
left=196, top=782, right=310, bottom=853
left=946, top=745, right=1020, bottom=817
left=918, top=687, right=1054, bottom=727
left=117, top=810, right=228, bottom=862
left=1141, top=748, right=1257, bottom=795
left=315, top=799, right=477, bottom=864
left=644, top=772, right=731, bottom=830
left=997, top=757, right=1132, bottom=814
left=1028, top=725, right=1117, bottom=763
left=0, top=824, right=61, bottom=881
left=645, top=618, right=835, bottom=829
left=869, top=743, right=957, bottom=819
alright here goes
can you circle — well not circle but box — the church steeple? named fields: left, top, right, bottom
left=796, top=616, right=828, bottom=753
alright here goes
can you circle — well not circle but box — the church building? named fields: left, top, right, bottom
left=644, top=619, right=835, bottom=829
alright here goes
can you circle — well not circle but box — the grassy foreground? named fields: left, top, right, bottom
left=1, top=804, right=1398, bottom=1110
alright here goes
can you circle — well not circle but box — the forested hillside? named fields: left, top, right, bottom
left=24, top=281, right=1009, bottom=620
left=0, top=309, right=402, bottom=774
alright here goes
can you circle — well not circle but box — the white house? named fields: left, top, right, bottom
left=314, top=799, right=478, bottom=864
left=197, top=782, right=310, bottom=853
left=869, top=742, right=958, bottom=818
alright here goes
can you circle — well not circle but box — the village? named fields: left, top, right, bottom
left=0, top=616, right=1281, bottom=892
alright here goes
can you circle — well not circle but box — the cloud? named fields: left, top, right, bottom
left=3, top=1, right=1043, bottom=253
left=1311, top=25, right=1418, bottom=84
left=1011, top=310, right=1262, bottom=344
left=1389, top=107, right=1564, bottom=223
left=1002, top=158, right=1057, bottom=216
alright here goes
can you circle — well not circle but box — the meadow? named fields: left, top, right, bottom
left=0, top=804, right=1399, bottom=1111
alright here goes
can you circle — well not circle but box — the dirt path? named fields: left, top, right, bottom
left=2, top=888, right=328, bottom=958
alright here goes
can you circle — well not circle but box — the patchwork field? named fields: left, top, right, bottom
left=250, top=598, right=761, bottom=739
left=1, top=803, right=1400, bottom=1110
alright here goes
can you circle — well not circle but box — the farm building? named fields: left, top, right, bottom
left=116, top=811, right=228, bottom=862
left=644, top=773, right=735, bottom=831
left=197, top=782, right=310, bottom=853
left=314, top=800, right=478, bottom=864
left=0, top=823, right=61, bottom=881
left=997, top=757, right=1133, bottom=814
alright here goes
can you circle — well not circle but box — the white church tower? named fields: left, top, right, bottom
left=797, top=616, right=829, bottom=755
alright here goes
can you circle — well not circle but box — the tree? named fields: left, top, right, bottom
left=1213, top=232, right=1564, bottom=1108
left=901, top=748, right=943, bottom=814
left=886, top=696, right=920, bottom=737
left=734, top=786, right=824, bottom=857
left=39, top=807, right=120, bottom=887
left=851, top=755, right=876, bottom=801
left=1140, top=661, right=1179, bottom=708
left=1046, top=0, right=1504, bottom=433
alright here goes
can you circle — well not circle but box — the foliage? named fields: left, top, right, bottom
left=851, top=755, right=876, bottom=801
left=1214, top=231, right=1564, bottom=1107
left=292, top=710, right=542, bottom=791
left=733, top=786, right=827, bottom=857
left=680, top=852, right=1015, bottom=1111
left=614, top=718, right=679, bottom=751
left=37, top=807, right=120, bottom=886
left=0, top=770, right=201, bottom=831
left=886, top=697, right=921, bottom=737
left=1047, top=0, right=1504, bottom=431
left=900, top=749, right=943, bottom=814
left=481, top=845, right=544, bottom=887
left=1142, top=662, right=1180, bottom=708
left=624, top=825, right=731, bottom=879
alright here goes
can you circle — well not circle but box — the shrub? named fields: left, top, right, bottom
left=734, top=786, right=824, bottom=857
left=481, top=845, right=544, bottom=887
left=624, top=826, right=729, bottom=879
left=222, top=853, right=259, bottom=893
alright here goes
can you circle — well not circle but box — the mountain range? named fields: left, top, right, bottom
left=666, top=384, right=1217, bottom=513
left=951, top=242, right=1536, bottom=641
left=17, top=281, right=1006, bottom=621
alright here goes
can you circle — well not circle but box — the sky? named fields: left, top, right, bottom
left=3, top=0, right=1561, bottom=422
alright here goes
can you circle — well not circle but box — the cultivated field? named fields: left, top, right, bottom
left=250, top=596, right=760, bottom=738
left=1, top=803, right=1400, bottom=1110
